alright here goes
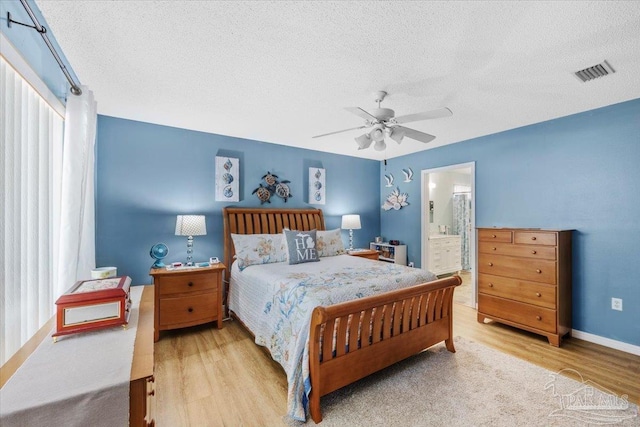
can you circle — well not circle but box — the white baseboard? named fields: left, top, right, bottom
left=571, top=329, right=640, bottom=356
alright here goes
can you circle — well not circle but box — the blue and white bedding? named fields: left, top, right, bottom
left=229, top=254, right=437, bottom=421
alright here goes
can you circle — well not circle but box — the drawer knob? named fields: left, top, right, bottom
left=536, top=292, right=541, bottom=297
left=536, top=269, right=542, bottom=274
left=488, top=283, right=494, bottom=287
left=488, top=262, right=493, bottom=266
left=188, top=307, right=194, bottom=313
left=188, top=282, right=194, bottom=287
left=531, top=250, right=537, bottom=254
left=491, top=234, right=496, bottom=238
left=492, top=247, right=497, bottom=251
left=531, top=236, right=537, bottom=240
left=536, top=316, right=542, bottom=321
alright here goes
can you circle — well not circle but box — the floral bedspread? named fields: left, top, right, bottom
left=239, top=255, right=436, bottom=421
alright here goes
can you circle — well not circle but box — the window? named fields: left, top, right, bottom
left=453, top=184, right=471, bottom=194
left=0, top=54, right=64, bottom=365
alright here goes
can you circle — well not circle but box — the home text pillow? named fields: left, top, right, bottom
left=316, top=228, right=346, bottom=257
left=283, top=229, right=320, bottom=265
left=231, top=233, right=287, bottom=271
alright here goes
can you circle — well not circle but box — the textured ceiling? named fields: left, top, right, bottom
left=36, top=1, right=640, bottom=160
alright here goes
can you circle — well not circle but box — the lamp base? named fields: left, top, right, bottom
left=186, top=235, right=194, bottom=265
left=348, top=229, right=354, bottom=251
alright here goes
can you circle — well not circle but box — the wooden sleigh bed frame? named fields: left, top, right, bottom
left=223, top=207, right=461, bottom=423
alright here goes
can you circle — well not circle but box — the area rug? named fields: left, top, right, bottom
left=289, top=337, right=638, bottom=426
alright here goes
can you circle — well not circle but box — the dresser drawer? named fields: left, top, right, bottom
left=158, top=273, right=217, bottom=296
left=479, top=242, right=556, bottom=260
left=479, top=294, right=557, bottom=333
left=159, top=292, right=217, bottom=327
left=478, top=254, right=557, bottom=284
left=478, top=229, right=512, bottom=243
left=478, top=273, right=556, bottom=309
left=514, top=231, right=557, bottom=246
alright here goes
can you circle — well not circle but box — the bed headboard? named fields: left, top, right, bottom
left=222, top=207, right=325, bottom=276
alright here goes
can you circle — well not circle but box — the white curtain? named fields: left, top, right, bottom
left=56, top=86, right=97, bottom=297
left=0, top=57, right=64, bottom=365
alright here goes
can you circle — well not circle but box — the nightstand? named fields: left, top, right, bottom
left=149, top=263, right=226, bottom=342
left=348, top=249, right=379, bottom=261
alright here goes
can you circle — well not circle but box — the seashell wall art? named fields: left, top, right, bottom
left=215, top=156, right=239, bottom=202
left=308, top=167, right=326, bottom=205
left=382, top=187, right=409, bottom=211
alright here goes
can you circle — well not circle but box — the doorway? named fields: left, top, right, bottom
left=421, top=162, right=476, bottom=308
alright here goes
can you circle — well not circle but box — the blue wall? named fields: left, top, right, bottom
left=6, top=1, right=638, bottom=347
left=96, top=116, right=380, bottom=286
left=381, top=98, right=640, bottom=346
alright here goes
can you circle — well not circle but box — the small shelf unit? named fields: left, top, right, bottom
left=370, top=242, right=407, bottom=265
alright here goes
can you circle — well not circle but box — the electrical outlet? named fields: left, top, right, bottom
left=408, top=262, right=414, bottom=268
left=611, top=298, right=623, bottom=311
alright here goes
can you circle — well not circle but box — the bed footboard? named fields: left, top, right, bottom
left=308, top=275, right=461, bottom=423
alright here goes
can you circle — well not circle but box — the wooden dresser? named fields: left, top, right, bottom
left=477, top=228, right=572, bottom=346
left=150, top=264, right=225, bottom=342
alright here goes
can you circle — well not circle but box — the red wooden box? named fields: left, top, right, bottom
left=53, top=276, right=132, bottom=340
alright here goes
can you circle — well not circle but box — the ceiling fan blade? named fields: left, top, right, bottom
left=344, top=107, right=378, bottom=121
left=312, top=125, right=367, bottom=138
left=393, top=107, right=452, bottom=124
left=393, top=125, right=436, bottom=144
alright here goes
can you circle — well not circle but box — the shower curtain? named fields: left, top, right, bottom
left=452, top=193, right=471, bottom=270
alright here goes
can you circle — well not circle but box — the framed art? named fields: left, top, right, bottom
left=215, top=156, right=239, bottom=202
left=308, top=167, right=325, bottom=205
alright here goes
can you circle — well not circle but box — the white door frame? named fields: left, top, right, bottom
left=420, top=162, right=477, bottom=308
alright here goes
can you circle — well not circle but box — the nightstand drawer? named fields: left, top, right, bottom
left=159, top=293, right=217, bottom=327
left=158, top=273, right=216, bottom=296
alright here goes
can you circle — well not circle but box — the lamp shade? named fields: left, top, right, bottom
left=175, top=215, right=207, bottom=236
left=389, top=128, right=405, bottom=144
left=341, top=214, right=361, bottom=230
left=373, top=140, right=387, bottom=151
left=355, top=133, right=372, bottom=150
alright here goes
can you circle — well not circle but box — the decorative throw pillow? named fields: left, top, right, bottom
left=231, top=233, right=287, bottom=271
left=283, top=229, right=320, bottom=265
left=316, top=228, right=346, bottom=257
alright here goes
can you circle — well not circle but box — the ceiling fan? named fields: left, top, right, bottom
left=312, top=91, right=452, bottom=151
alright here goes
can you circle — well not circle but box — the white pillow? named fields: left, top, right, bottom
left=231, top=233, right=287, bottom=271
left=316, top=228, right=346, bottom=257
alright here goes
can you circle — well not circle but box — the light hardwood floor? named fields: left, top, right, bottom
left=155, top=303, right=640, bottom=426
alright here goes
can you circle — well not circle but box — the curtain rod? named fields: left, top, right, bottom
left=7, top=0, right=82, bottom=96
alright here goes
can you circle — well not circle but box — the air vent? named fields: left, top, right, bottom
left=574, top=60, right=615, bottom=82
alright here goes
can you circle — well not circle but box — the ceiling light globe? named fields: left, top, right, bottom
left=374, top=140, right=386, bottom=151
left=355, top=133, right=372, bottom=150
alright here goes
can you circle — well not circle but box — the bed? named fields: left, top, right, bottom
left=223, top=207, right=461, bottom=423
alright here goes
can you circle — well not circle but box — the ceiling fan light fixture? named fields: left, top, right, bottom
left=370, top=124, right=385, bottom=142
left=389, top=128, right=405, bottom=144
left=373, top=140, right=386, bottom=151
left=355, top=133, right=373, bottom=150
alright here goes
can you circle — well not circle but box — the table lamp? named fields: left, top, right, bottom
left=341, top=214, right=361, bottom=252
left=175, top=215, right=207, bottom=265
